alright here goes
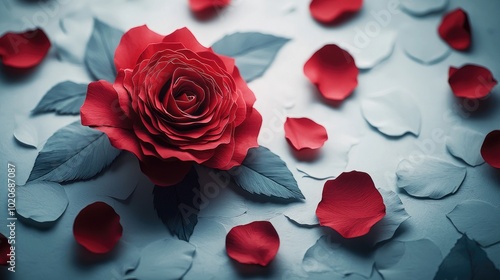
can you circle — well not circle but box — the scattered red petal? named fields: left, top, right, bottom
left=304, top=44, right=358, bottom=102
left=73, top=202, right=123, bottom=254
left=226, top=221, right=280, bottom=266
left=316, top=171, right=386, bottom=238
left=448, top=64, right=497, bottom=99
left=438, top=8, right=471, bottom=51
left=189, top=0, right=230, bottom=13
left=0, top=232, right=8, bottom=266
left=481, top=130, right=500, bottom=168
left=284, top=117, right=328, bottom=151
left=309, top=0, right=363, bottom=24
left=0, top=28, right=51, bottom=69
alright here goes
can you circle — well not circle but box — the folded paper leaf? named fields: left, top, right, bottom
left=434, top=235, right=500, bottom=280
left=309, top=0, right=363, bottom=24
left=0, top=28, right=51, bottom=69
left=226, top=221, right=280, bottom=266
left=361, top=88, right=421, bottom=137
left=481, top=130, right=500, bottom=168
left=396, top=156, right=466, bottom=199
left=27, top=121, right=121, bottom=183
left=304, top=44, right=358, bottom=102
left=153, top=167, right=200, bottom=241
left=189, top=0, right=230, bottom=13
left=284, top=117, right=328, bottom=151
left=378, top=239, right=442, bottom=280
left=316, top=171, right=386, bottom=238
left=447, top=200, right=500, bottom=247
left=212, top=32, right=290, bottom=82
left=73, top=201, right=122, bottom=254
left=448, top=64, right=497, bottom=99
left=401, top=0, right=448, bottom=16
left=85, top=18, right=123, bottom=82
left=125, top=238, right=195, bottom=280
left=438, top=8, right=472, bottom=51
left=16, top=182, right=68, bottom=223
left=446, top=127, right=485, bottom=166
left=32, top=81, right=88, bottom=115
left=229, top=146, right=304, bottom=200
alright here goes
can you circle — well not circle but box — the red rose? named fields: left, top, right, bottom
left=81, top=26, right=262, bottom=186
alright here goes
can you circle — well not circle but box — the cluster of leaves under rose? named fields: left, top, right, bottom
left=0, top=3, right=499, bottom=274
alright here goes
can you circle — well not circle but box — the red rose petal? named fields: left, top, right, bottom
left=81, top=80, right=132, bottom=129
left=304, top=44, right=359, bottom=102
left=0, top=28, right=51, bottom=69
left=309, top=0, right=363, bottom=24
left=316, top=171, right=386, bottom=238
left=0, top=232, right=9, bottom=266
left=114, top=25, right=164, bottom=71
left=226, top=221, right=280, bottom=266
left=284, top=117, right=328, bottom=151
left=438, top=8, right=471, bottom=51
left=481, top=130, right=500, bottom=168
left=189, top=0, right=230, bottom=13
left=448, top=64, right=497, bottom=99
left=73, top=202, right=123, bottom=254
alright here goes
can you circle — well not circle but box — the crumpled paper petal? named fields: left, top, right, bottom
left=0, top=28, right=51, bottom=69
left=226, top=221, right=280, bottom=266
left=448, top=64, right=497, bottom=99
left=73, top=201, right=123, bottom=254
left=438, top=8, right=472, bottom=51
left=396, top=156, right=466, bottom=199
left=284, top=117, right=328, bottom=151
left=446, top=127, right=485, bottom=166
left=304, top=44, right=358, bottom=102
left=447, top=200, right=500, bottom=247
left=309, top=0, right=363, bottom=24
left=481, top=130, right=500, bottom=168
left=316, top=171, right=386, bottom=238
left=361, top=88, right=421, bottom=137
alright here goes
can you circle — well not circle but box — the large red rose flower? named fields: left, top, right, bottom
left=81, top=26, right=262, bottom=186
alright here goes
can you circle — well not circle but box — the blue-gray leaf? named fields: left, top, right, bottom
left=153, top=167, right=200, bottom=241
left=434, top=235, right=500, bottom=280
left=32, top=81, right=88, bottom=115
left=230, top=146, right=304, bottom=200
left=212, top=32, right=290, bottom=82
left=84, top=18, right=123, bottom=82
left=27, top=121, right=121, bottom=183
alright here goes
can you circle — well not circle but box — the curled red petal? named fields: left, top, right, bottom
left=309, top=0, right=363, bottom=24
left=481, top=130, right=500, bottom=168
left=73, top=202, right=123, bottom=254
left=114, top=25, right=163, bottom=71
left=284, top=117, right=328, bottom=151
left=226, top=221, right=280, bottom=266
left=448, top=64, right=497, bottom=99
left=80, top=80, right=132, bottom=129
left=316, top=171, right=386, bottom=238
left=438, top=8, right=471, bottom=51
left=189, top=0, right=231, bottom=13
left=304, top=44, right=358, bottom=102
left=0, top=232, right=9, bottom=266
left=0, top=28, right=51, bottom=69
